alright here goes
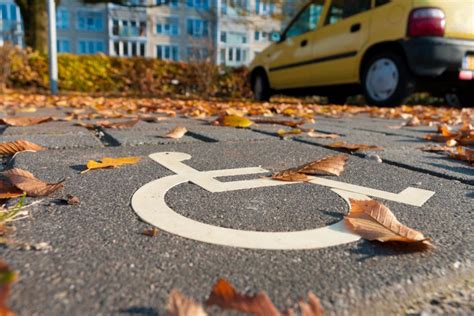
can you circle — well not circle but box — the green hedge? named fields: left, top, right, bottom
left=5, top=48, right=251, bottom=98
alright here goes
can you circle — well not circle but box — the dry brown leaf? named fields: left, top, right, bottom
left=0, top=116, right=52, bottom=127
left=0, top=261, right=16, bottom=316
left=165, top=126, right=187, bottom=139
left=82, top=157, right=141, bottom=173
left=451, top=147, right=474, bottom=165
left=420, top=145, right=455, bottom=153
left=254, top=118, right=302, bottom=128
left=328, top=141, right=384, bottom=152
left=0, top=181, right=24, bottom=199
left=297, top=292, right=325, bottom=316
left=1, top=168, right=64, bottom=197
left=345, top=199, right=432, bottom=245
left=307, top=131, right=340, bottom=139
left=405, top=116, right=421, bottom=127
left=0, top=140, right=46, bottom=156
left=167, top=289, right=207, bottom=316
left=66, top=194, right=80, bottom=205
left=271, top=169, right=309, bottom=182
left=205, top=278, right=280, bottom=316
left=143, top=227, right=158, bottom=237
left=295, top=154, right=348, bottom=176
left=95, top=119, right=139, bottom=129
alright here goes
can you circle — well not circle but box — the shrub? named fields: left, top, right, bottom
left=4, top=50, right=252, bottom=98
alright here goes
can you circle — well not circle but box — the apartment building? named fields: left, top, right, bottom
left=0, top=0, right=23, bottom=46
left=1, top=0, right=283, bottom=67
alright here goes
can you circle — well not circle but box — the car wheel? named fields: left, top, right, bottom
left=327, top=95, right=347, bottom=105
left=458, top=91, right=474, bottom=108
left=252, top=71, right=271, bottom=102
left=444, top=93, right=462, bottom=107
left=362, top=52, right=413, bottom=107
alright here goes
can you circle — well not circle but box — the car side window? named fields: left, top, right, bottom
left=325, top=0, right=371, bottom=25
left=375, top=0, right=390, bottom=6
left=284, top=1, right=325, bottom=39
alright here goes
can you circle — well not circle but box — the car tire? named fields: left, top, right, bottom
left=327, top=95, right=347, bottom=105
left=362, top=52, right=413, bottom=107
left=458, top=91, right=474, bottom=108
left=252, top=71, right=271, bottom=102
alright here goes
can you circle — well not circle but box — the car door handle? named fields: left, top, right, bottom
left=300, top=39, right=308, bottom=47
left=350, top=23, right=361, bottom=33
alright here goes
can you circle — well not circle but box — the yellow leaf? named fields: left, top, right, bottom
left=221, top=115, right=254, bottom=128
left=277, top=129, right=302, bottom=137
left=83, top=157, right=141, bottom=173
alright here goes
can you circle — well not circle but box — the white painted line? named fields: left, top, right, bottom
left=131, top=152, right=435, bottom=250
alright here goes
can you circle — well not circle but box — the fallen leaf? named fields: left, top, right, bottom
left=218, top=115, right=254, bottom=128
left=1, top=168, right=64, bottom=197
left=254, top=118, right=302, bottom=128
left=95, top=119, right=139, bottom=129
left=345, top=199, right=432, bottom=245
left=328, top=141, right=384, bottom=152
left=293, top=292, right=325, bottom=316
left=165, top=126, right=187, bottom=139
left=0, top=181, right=24, bottom=199
left=420, top=145, right=455, bottom=153
left=0, top=261, right=16, bottom=316
left=451, top=147, right=474, bottom=165
left=143, top=227, right=158, bottom=237
left=206, top=278, right=280, bottom=316
left=66, top=194, right=80, bottom=205
left=295, top=154, right=348, bottom=176
left=405, top=116, right=421, bottom=127
left=0, top=116, right=52, bottom=127
left=271, top=169, right=309, bottom=182
left=82, top=157, right=141, bottom=173
left=0, top=140, right=46, bottom=156
left=277, top=129, right=302, bottom=137
left=167, top=289, right=207, bottom=316
left=307, top=131, right=340, bottom=139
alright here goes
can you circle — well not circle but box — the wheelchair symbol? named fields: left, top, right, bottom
left=131, top=152, right=435, bottom=250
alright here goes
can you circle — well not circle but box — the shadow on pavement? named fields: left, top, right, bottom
left=351, top=240, right=433, bottom=262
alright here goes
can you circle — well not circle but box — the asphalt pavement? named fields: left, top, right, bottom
left=1, top=109, right=473, bottom=315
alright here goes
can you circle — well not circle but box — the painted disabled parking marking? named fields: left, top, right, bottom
left=131, top=152, right=435, bottom=250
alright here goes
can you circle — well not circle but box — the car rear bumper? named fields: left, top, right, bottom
left=400, top=37, right=474, bottom=77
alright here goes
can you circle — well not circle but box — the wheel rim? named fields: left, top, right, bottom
left=254, top=76, right=264, bottom=99
left=366, top=58, right=399, bottom=102
left=445, top=93, right=461, bottom=107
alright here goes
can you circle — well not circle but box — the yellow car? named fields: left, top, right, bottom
left=249, top=0, right=474, bottom=106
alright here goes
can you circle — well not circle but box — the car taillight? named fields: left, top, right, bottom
left=408, top=8, right=446, bottom=37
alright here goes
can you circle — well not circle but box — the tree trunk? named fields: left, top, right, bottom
left=16, top=0, right=48, bottom=54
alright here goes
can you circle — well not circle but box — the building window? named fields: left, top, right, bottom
left=220, top=31, right=226, bottom=43
left=186, top=0, right=209, bottom=10
left=187, top=47, right=209, bottom=61
left=139, top=42, right=146, bottom=56
left=221, top=0, right=247, bottom=15
left=112, top=20, right=119, bottom=35
left=221, top=47, right=249, bottom=66
left=56, top=8, right=69, bottom=29
left=255, top=0, right=275, bottom=15
left=57, top=39, right=71, bottom=53
left=156, top=18, right=179, bottom=36
left=156, top=0, right=178, bottom=7
left=187, top=18, right=209, bottom=37
left=77, top=11, right=104, bottom=31
left=113, top=41, right=120, bottom=55
left=254, top=31, right=268, bottom=42
left=157, top=44, right=179, bottom=61
left=78, top=39, right=105, bottom=54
